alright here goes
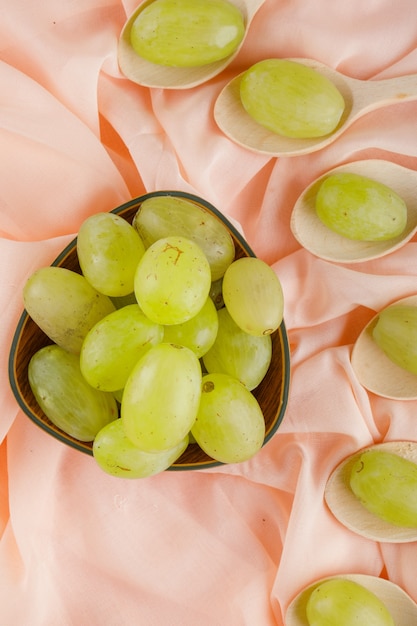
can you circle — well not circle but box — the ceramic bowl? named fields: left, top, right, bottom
left=9, top=191, right=290, bottom=470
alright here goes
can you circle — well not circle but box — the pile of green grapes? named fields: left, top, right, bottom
left=23, top=195, right=284, bottom=478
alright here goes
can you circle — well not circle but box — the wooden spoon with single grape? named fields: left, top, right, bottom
left=290, top=159, right=417, bottom=264
left=351, top=294, right=417, bottom=400
left=117, top=0, right=266, bottom=89
left=214, top=58, right=417, bottom=156
left=285, top=572, right=417, bottom=626
left=324, top=441, right=417, bottom=543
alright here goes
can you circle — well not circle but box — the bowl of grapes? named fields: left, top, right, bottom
left=9, top=191, right=290, bottom=478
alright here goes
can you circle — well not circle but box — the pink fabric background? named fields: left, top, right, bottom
left=1, top=0, right=417, bottom=624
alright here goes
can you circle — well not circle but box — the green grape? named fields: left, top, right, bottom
left=163, top=297, right=218, bottom=358
left=133, top=195, right=235, bottom=281
left=129, top=0, right=245, bottom=67
left=77, top=212, right=146, bottom=297
left=202, top=307, right=272, bottom=390
left=80, top=304, right=163, bottom=392
left=191, top=372, right=265, bottom=464
left=93, top=419, right=188, bottom=478
left=349, top=449, right=417, bottom=527
left=134, top=235, right=211, bottom=325
left=372, top=305, right=417, bottom=374
left=23, top=266, right=115, bottom=354
left=222, top=257, right=284, bottom=336
left=239, top=59, right=345, bottom=138
left=121, top=343, right=202, bottom=452
left=306, top=578, right=394, bottom=626
left=315, top=173, right=407, bottom=241
left=28, top=345, right=117, bottom=442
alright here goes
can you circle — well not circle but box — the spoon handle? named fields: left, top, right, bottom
left=356, top=73, right=417, bottom=113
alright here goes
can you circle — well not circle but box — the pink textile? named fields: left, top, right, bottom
left=1, top=1, right=417, bottom=624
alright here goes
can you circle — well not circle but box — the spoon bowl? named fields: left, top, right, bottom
left=324, top=441, right=417, bottom=543
left=118, top=0, right=265, bottom=89
left=290, top=159, right=417, bottom=264
left=351, top=294, right=417, bottom=400
left=214, top=58, right=417, bottom=156
left=285, top=572, right=417, bottom=626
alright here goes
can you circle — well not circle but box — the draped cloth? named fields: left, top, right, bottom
left=1, top=1, right=417, bottom=624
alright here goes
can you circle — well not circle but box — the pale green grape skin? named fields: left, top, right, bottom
left=202, top=307, right=272, bottom=390
left=77, top=212, right=146, bottom=297
left=372, top=305, right=417, bottom=375
left=315, top=173, right=407, bottom=241
left=93, top=419, right=189, bottom=479
left=306, top=578, right=394, bottom=626
left=121, top=343, right=202, bottom=452
left=80, top=304, right=163, bottom=392
left=133, top=196, right=235, bottom=281
left=349, top=449, right=417, bottom=527
left=163, top=297, right=219, bottom=358
left=240, top=59, right=345, bottom=138
left=129, top=0, right=245, bottom=67
left=28, top=345, right=117, bottom=442
left=191, top=372, right=265, bottom=464
left=134, top=235, right=211, bottom=325
left=222, top=257, right=284, bottom=336
left=113, top=388, right=124, bottom=404
left=23, top=266, right=115, bottom=354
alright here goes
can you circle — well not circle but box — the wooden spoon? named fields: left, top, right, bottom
left=324, top=441, right=417, bottom=543
left=290, top=159, right=417, bottom=264
left=285, top=572, right=417, bottom=626
left=351, top=294, right=417, bottom=400
left=214, top=58, right=417, bottom=156
left=117, top=0, right=266, bottom=89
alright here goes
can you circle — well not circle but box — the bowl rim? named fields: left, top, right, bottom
left=8, top=190, right=291, bottom=469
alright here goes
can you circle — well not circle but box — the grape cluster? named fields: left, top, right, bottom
left=24, top=195, right=284, bottom=478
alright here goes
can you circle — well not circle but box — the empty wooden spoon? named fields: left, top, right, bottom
left=117, top=0, right=266, bottom=89
left=324, top=441, right=417, bottom=543
left=290, top=159, right=417, bottom=264
left=214, top=58, right=417, bottom=156
left=285, top=572, right=417, bottom=626
left=351, top=294, right=417, bottom=400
